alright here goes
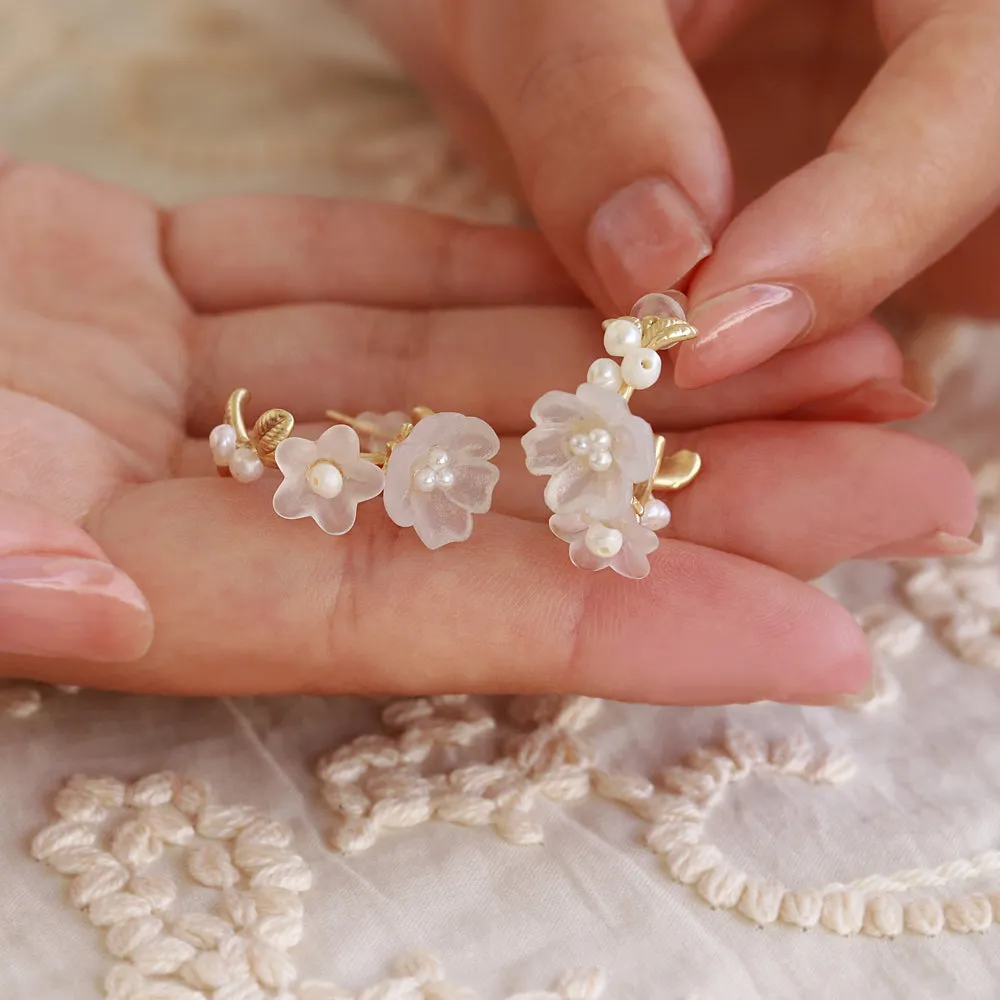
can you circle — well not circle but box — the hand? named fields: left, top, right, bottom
left=351, top=0, right=1000, bottom=387
left=0, top=162, right=977, bottom=702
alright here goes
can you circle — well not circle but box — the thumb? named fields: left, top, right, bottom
left=453, top=0, right=731, bottom=311
left=0, top=493, right=153, bottom=665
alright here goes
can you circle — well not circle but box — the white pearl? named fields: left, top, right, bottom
left=229, top=447, right=264, bottom=484
left=209, top=424, right=237, bottom=466
left=603, top=318, right=642, bottom=357
left=306, top=460, right=344, bottom=499
left=585, top=523, right=624, bottom=559
left=437, top=468, right=456, bottom=488
left=640, top=498, right=672, bottom=531
left=568, top=433, right=591, bottom=457
left=588, top=449, right=613, bottom=472
left=412, top=467, right=438, bottom=492
left=427, top=447, right=450, bottom=470
left=587, top=357, right=623, bottom=391
left=588, top=427, right=612, bottom=450
left=621, top=347, right=662, bottom=390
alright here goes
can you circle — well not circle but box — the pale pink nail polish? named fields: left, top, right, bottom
left=587, top=178, right=712, bottom=308
left=859, top=530, right=981, bottom=561
left=0, top=554, right=153, bottom=662
left=677, top=283, right=815, bottom=388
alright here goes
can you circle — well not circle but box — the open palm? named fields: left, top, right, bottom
left=0, top=162, right=977, bottom=702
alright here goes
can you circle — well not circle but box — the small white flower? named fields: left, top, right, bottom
left=272, top=425, right=385, bottom=535
left=383, top=412, right=500, bottom=550
left=549, top=511, right=660, bottom=580
left=522, top=383, right=655, bottom=518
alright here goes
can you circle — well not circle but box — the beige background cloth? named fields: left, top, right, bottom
left=1, top=3, right=1000, bottom=999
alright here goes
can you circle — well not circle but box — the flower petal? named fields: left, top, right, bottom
left=530, top=389, right=585, bottom=428
left=274, top=437, right=316, bottom=477
left=272, top=475, right=316, bottom=521
left=341, top=456, right=386, bottom=504
left=311, top=495, right=363, bottom=536
left=576, top=382, right=631, bottom=425
left=316, top=424, right=363, bottom=463
left=548, top=513, right=587, bottom=545
left=422, top=412, right=500, bottom=461
left=567, top=538, right=613, bottom=573
left=613, top=414, right=657, bottom=483
left=410, top=489, right=474, bottom=549
left=522, top=426, right=570, bottom=476
left=447, top=459, right=499, bottom=514
left=544, top=461, right=631, bottom=518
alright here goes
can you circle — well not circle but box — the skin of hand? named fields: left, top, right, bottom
left=0, top=161, right=978, bottom=702
left=349, top=0, right=1000, bottom=388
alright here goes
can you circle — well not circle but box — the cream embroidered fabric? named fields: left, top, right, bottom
left=2, top=2, right=1000, bottom=998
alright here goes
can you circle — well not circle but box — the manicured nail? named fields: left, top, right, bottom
left=587, top=178, right=712, bottom=307
left=0, top=554, right=153, bottom=662
left=788, top=363, right=936, bottom=423
left=676, top=283, right=815, bottom=388
left=859, top=528, right=981, bottom=561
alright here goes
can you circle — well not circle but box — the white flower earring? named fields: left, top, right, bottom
left=522, top=291, right=703, bottom=580
left=210, top=391, right=500, bottom=549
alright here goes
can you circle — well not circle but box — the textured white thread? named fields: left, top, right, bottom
left=737, top=880, right=785, bottom=926
left=127, top=773, right=179, bottom=808
left=862, top=895, right=904, bottom=938
left=820, top=891, right=866, bottom=936
left=106, top=915, right=165, bottom=958
left=904, top=898, right=945, bottom=936
left=944, top=895, right=994, bottom=933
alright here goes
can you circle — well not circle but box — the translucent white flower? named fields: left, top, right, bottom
left=522, top=383, right=655, bottom=518
left=549, top=511, right=660, bottom=580
left=383, top=412, right=500, bottom=550
left=356, top=411, right=410, bottom=453
left=272, top=425, right=385, bottom=535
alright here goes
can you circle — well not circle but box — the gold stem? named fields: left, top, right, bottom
left=325, top=409, right=381, bottom=435
left=361, top=451, right=387, bottom=467
left=634, top=434, right=668, bottom=509
left=618, top=384, right=636, bottom=402
left=226, top=388, right=251, bottom=446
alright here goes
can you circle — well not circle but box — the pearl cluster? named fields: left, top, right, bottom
left=209, top=424, right=263, bottom=484
left=412, top=447, right=456, bottom=493
left=587, top=318, right=662, bottom=392
left=568, top=427, right=615, bottom=473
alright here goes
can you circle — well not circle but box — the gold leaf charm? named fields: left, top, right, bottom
left=653, top=449, right=702, bottom=492
left=251, top=409, right=294, bottom=468
left=640, top=316, right=699, bottom=352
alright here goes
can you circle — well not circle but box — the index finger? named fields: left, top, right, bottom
left=48, top=478, right=872, bottom=704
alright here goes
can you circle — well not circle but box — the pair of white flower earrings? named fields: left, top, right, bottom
left=209, top=292, right=702, bottom=580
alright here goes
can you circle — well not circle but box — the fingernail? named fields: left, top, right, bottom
left=677, top=283, right=815, bottom=388
left=788, top=365, right=936, bottom=423
left=859, top=528, right=981, bottom=561
left=587, top=178, right=712, bottom=307
left=0, top=554, right=153, bottom=662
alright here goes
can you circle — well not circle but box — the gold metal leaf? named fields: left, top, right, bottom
left=252, top=408, right=294, bottom=467
left=641, top=317, right=699, bottom=352
left=653, top=449, right=702, bottom=492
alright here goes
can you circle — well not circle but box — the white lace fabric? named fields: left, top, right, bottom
left=1, top=2, right=1000, bottom=999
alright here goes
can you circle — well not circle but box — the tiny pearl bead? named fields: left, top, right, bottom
left=307, top=460, right=344, bottom=499
left=621, top=347, right=662, bottom=390
left=427, top=447, right=450, bottom=470
left=588, top=449, right=613, bottom=473
left=585, top=523, right=624, bottom=559
left=587, top=357, right=623, bottom=391
left=568, top=433, right=591, bottom=457
left=603, top=318, right=642, bottom=357
left=588, top=427, right=612, bottom=450
left=209, top=424, right=237, bottom=466
left=413, top=467, right=438, bottom=492
left=437, top=468, right=456, bottom=488
left=229, top=447, right=264, bottom=484
left=640, top=498, right=672, bottom=531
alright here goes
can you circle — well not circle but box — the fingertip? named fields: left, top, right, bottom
left=570, top=542, right=871, bottom=703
